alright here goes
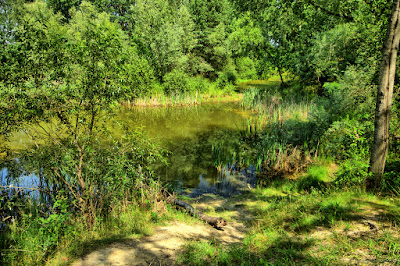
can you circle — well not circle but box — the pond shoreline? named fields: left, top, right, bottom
left=122, top=92, right=243, bottom=108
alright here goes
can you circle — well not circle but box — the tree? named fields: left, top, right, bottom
left=130, top=0, right=197, bottom=80
left=47, top=0, right=81, bottom=21
left=0, top=1, right=162, bottom=226
left=368, top=0, right=400, bottom=189
left=189, top=0, right=234, bottom=78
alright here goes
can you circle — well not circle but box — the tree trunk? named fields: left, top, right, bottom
left=368, top=0, right=400, bottom=189
left=277, top=65, right=286, bottom=87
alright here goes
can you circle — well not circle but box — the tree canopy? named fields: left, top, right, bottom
left=1, top=0, right=399, bottom=190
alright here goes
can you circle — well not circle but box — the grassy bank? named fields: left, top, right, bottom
left=214, top=75, right=399, bottom=187
left=1, top=176, right=198, bottom=265
left=191, top=75, right=400, bottom=264
left=125, top=91, right=242, bottom=107
left=178, top=166, right=400, bottom=265
left=123, top=78, right=242, bottom=107
left=3, top=75, right=399, bottom=265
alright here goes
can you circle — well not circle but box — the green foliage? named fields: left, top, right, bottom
left=189, top=0, right=234, bottom=77
left=0, top=1, right=68, bottom=86
left=228, top=12, right=262, bottom=57
left=38, top=195, right=72, bottom=252
left=235, top=57, right=258, bottom=80
left=3, top=194, right=73, bottom=264
left=187, top=76, right=210, bottom=93
left=0, top=0, right=395, bottom=98
left=334, top=156, right=370, bottom=188
left=381, top=161, right=400, bottom=195
left=216, top=63, right=237, bottom=89
left=47, top=0, right=80, bottom=20
left=321, top=118, right=370, bottom=160
left=121, top=46, right=157, bottom=98
left=163, top=69, right=191, bottom=95
left=322, top=66, right=376, bottom=119
left=312, top=23, right=362, bottom=79
left=86, top=0, right=136, bottom=30
left=66, top=2, right=130, bottom=105
left=298, top=165, right=331, bottom=191
left=130, top=0, right=199, bottom=79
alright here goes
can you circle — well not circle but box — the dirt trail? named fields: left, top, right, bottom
left=71, top=193, right=399, bottom=265
left=72, top=195, right=247, bottom=266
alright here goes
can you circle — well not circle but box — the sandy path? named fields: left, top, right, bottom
left=72, top=196, right=247, bottom=266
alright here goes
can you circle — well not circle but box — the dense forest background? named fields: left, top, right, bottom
left=1, top=0, right=395, bottom=101
left=1, top=0, right=400, bottom=264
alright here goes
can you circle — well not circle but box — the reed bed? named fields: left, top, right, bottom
left=212, top=86, right=318, bottom=178
left=125, top=92, right=200, bottom=107
left=123, top=91, right=242, bottom=107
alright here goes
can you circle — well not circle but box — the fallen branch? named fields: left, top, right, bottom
left=171, top=198, right=227, bottom=230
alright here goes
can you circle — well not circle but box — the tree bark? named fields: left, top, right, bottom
left=277, top=65, right=286, bottom=87
left=368, top=0, right=400, bottom=189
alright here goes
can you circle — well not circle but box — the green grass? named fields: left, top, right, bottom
left=2, top=199, right=200, bottom=266
left=185, top=76, right=400, bottom=264
left=178, top=178, right=400, bottom=265
left=126, top=82, right=241, bottom=107
left=1, top=178, right=205, bottom=266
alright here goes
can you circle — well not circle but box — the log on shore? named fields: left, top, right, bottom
left=172, top=199, right=227, bottom=229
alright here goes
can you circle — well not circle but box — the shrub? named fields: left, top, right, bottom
left=334, top=156, right=370, bottom=188
left=321, top=117, right=371, bottom=161
left=187, top=76, right=210, bottom=93
left=216, top=64, right=237, bottom=89
left=122, top=51, right=156, bottom=99
left=236, top=56, right=258, bottom=80
left=381, top=161, right=400, bottom=194
left=163, top=69, right=191, bottom=95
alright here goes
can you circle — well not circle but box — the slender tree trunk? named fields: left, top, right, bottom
left=277, top=65, right=286, bottom=87
left=368, top=0, right=400, bottom=189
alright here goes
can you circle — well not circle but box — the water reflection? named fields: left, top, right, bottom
left=2, top=102, right=256, bottom=197
left=188, top=165, right=257, bottom=197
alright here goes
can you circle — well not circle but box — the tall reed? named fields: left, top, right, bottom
left=212, top=86, right=317, bottom=177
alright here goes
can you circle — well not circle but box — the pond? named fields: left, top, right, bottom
left=1, top=101, right=256, bottom=198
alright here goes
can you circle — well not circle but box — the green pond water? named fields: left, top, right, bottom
left=2, top=101, right=257, bottom=197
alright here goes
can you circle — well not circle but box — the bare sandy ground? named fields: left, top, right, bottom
left=72, top=195, right=247, bottom=266
left=72, top=222, right=246, bottom=266
left=71, top=193, right=399, bottom=265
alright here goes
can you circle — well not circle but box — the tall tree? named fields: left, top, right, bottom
left=47, top=0, right=81, bottom=20
left=368, top=0, right=400, bottom=189
left=189, top=0, right=233, bottom=78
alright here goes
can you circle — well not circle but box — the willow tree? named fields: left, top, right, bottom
left=369, top=0, right=400, bottom=189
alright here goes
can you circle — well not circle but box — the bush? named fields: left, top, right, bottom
left=236, top=56, right=258, bottom=80
left=382, top=171, right=400, bottom=195
left=122, top=50, right=156, bottom=99
left=187, top=76, right=210, bottom=93
left=216, top=63, right=237, bottom=89
left=317, top=66, right=376, bottom=123
left=163, top=69, right=191, bottom=95
left=334, top=156, right=370, bottom=188
left=321, top=117, right=371, bottom=161
left=381, top=161, right=400, bottom=194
